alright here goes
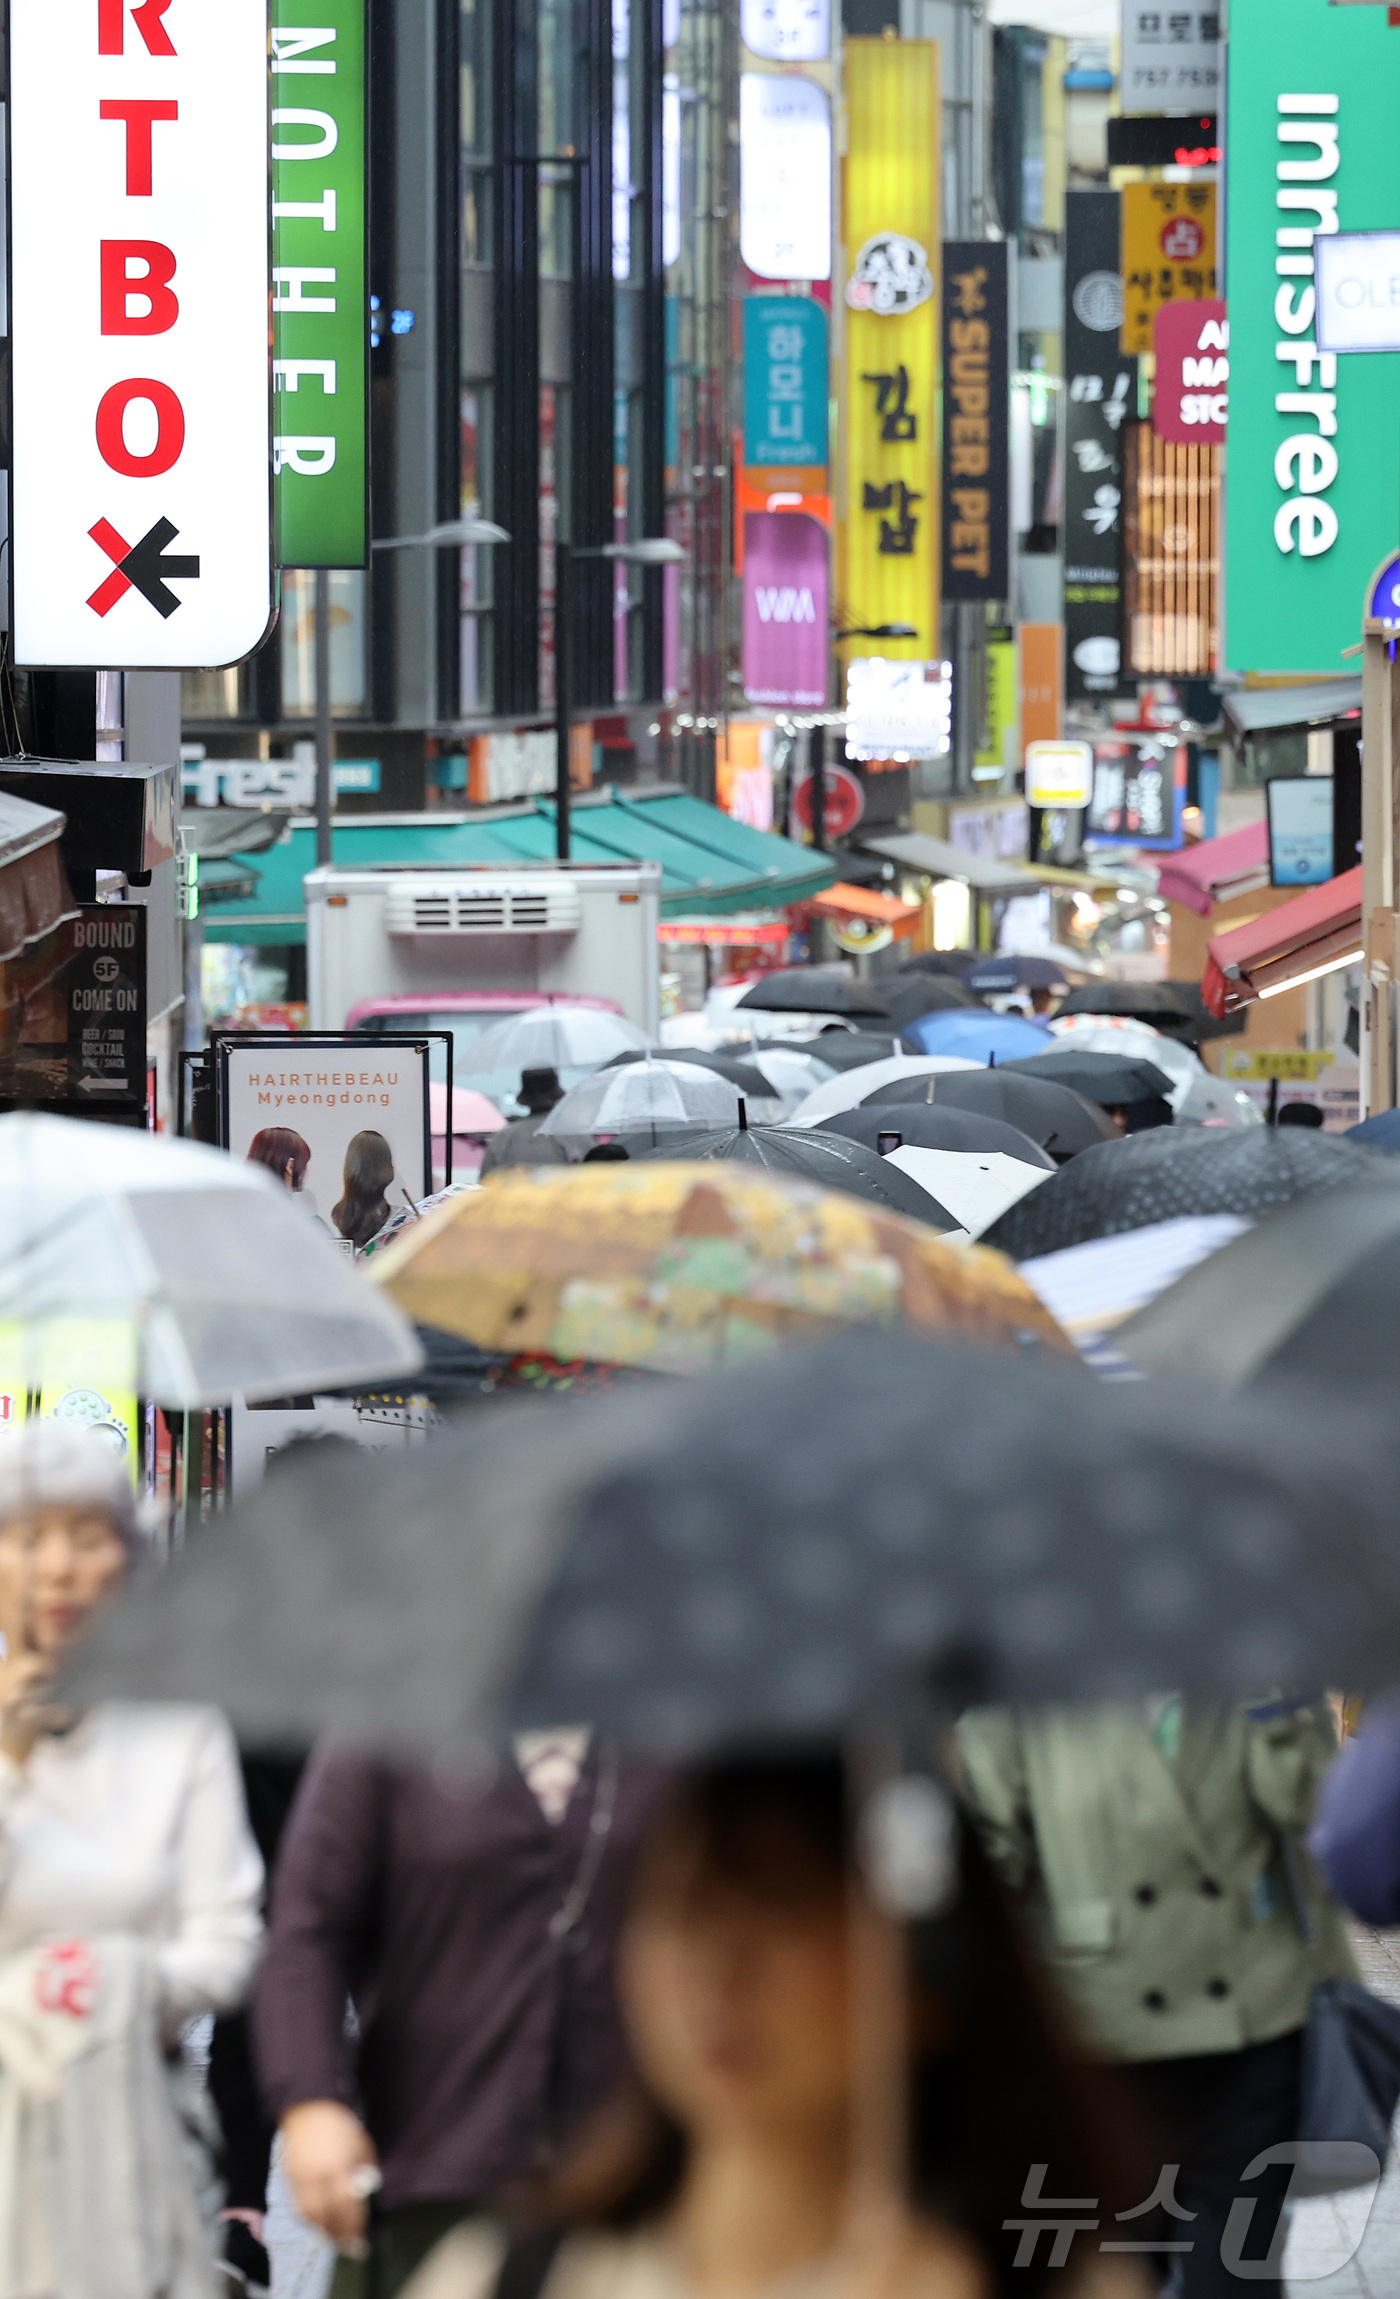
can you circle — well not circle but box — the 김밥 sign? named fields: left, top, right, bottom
left=1223, top=0, right=1400, bottom=673
left=940, top=242, right=1008, bottom=602
left=8, top=0, right=272, bottom=667
left=272, top=0, right=368, bottom=568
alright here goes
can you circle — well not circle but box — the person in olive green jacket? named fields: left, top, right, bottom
left=956, top=1698, right=1353, bottom=2299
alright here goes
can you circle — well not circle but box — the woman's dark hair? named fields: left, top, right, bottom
left=333, top=1129, right=395, bottom=1248
left=550, top=1758, right=1150, bottom=2299
left=247, top=1127, right=311, bottom=1189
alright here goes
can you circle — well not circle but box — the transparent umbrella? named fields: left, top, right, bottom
left=465, top=1007, right=652, bottom=1077
left=538, top=1057, right=741, bottom=1136
left=0, top=1112, right=421, bottom=1407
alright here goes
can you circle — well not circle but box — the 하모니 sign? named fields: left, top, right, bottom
left=743, top=296, right=828, bottom=469
left=8, top=0, right=273, bottom=667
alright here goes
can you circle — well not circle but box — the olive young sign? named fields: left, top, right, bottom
left=272, top=0, right=368, bottom=567
left=1223, top=0, right=1400, bottom=674
left=8, top=0, right=273, bottom=667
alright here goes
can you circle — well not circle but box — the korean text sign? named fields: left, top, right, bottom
left=9, top=0, right=273, bottom=667
left=1224, top=0, right=1400, bottom=673
left=743, top=297, right=828, bottom=469
left=1120, top=180, right=1216, bottom=356
left=1064, top=192, right=1133, bottom=702
left=273, top=0, right=368, bottom=568
left=1120, top=5, right=1220, bottom=117
left=940, top=242, right=1008, bottom=602
left=839, top=39, right=940, bottom=663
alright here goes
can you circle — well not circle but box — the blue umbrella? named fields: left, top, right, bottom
left=1348, top=1110, right=1400, bottom=1153
left=899, top=1009, right=1054, bottom=1063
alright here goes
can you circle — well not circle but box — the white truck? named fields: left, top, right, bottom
left=305, top=858, right=663, bottom=1036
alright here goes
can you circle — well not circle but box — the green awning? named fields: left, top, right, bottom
left=201, top=786, right=837, bottom=944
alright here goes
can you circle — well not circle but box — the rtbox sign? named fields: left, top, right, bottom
left=8, top=0, right=273, bottom=669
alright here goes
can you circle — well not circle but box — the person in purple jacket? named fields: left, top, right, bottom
left=1309, top=1696, right=1400, bottom=1927
left=252, top=1733, right=662, bottom=2299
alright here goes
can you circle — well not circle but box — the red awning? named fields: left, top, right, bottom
left=1202, top=865, right=1362, bottom=1016
left=1154, top=820, right=1269, bottom=917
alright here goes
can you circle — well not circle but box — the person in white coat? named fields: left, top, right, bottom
left=0, top=1423, right=264, bottom=2299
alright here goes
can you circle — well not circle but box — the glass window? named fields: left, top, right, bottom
left=182, top=668, right=248, bottom=720
left=280, top=570, right=368, bottom=717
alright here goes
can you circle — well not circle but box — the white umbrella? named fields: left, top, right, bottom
left=788, top=1054, right=984, bottom=1128
left=882, top=1146, right=1052, bottom=1241
left=740, top=1046, right=836, bottom=1116
left=0, top=1112, right=422, bottom=1408
left=465, top=1007, right=652, bottom=1077
left=538, top=1057, right=741, bottom=1136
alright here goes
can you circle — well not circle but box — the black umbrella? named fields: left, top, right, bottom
left=1118, top=1183, right=1400, bottom=1401
left=980, top=1125, right=1387, bottom=1263
left=877, top=976, right=979, bottom=1030
left=862, top=1068, right=1115, bottom=1163
left=736, top=970, right=892, bottom=1020
left=962, top=954, right=1072, bottom=995
left=64, top=1331, right=1400, bottom=1755
left=894, top=951, right=980, bottom=979
left=602, top=1047, right=773, bottom=1099
left=1055, top=981, right=1200, bottom=1043
left=1000, top=1047, right=1177, bottom=1110
left=631, top=1123, right=958, bottom=1228
left=767, top=1031, right=902, bottom=1072
left=817, top=1102, right=1055, bottom=1169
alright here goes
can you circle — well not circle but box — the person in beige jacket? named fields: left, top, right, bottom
left=956, top=1699, right=1354, bottom=2299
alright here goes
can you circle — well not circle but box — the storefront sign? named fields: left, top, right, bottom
left=1154, top=298, right=1228, bottom=443
left=1315, top=230, right=1400, bottom=354
left=0, top=908, right=148, bottom=1109
left=844, top=657, right=951, bottom=762
left=1267, top=775, right=1334, bottom=884
left=1120, top=3, right=1220, bottom=116
left=739, top=75, right=831, bottom=282
left=1120, top=181, right=1217, bottom=356
left=741, top=0, right=829, bottom=63
left=1025, top=739, right=1093, bottom=809
left=743, top=297, right=828, bottom=468
left=1224, top=0, right=1400, bottom=673
left=839, top=39, right=941, bottom=663
left=273, top=0, right=368, bottom=569
left=1084, top=740, right=1186, bottom=850
left=1065, top=193, right=1133, bottom=702
left=975, top=634, right=1018, bottom=773
left=220, top=1034, right=435, bottom=1213
left=940, top=242, right=1009, bottom=601
left=9, top=0, right=272, bottom=667
left=742, top=511, right=829, bottom=708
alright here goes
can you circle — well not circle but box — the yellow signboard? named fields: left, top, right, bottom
left=1120, top=180, right=1218, bottom=355
left=1221, top=1049, right=1333, bottom=1083
left=0, top=1319, right=140, bottom=1478
left=839, top=39, right=941, bottom=662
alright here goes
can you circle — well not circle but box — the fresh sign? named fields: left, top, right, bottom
left=272, top=0, right=368, bottom=567
left=8, top=0, right=272, bottom=667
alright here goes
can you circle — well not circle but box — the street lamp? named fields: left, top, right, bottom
left=555, top=537, right=683, bottom=861
left=833, top=622, right=918, bottom=642
left=371, top=518, right=513, bottom=550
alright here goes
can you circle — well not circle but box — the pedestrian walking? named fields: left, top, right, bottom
left=253, top=1732, right=663, bottom=2299
left=1309, top=1692, right=1400, bottom=1925
left=956, top=1700, right=1354, bottom=2299
left=0, top=1422, right=264, bottom=2299
left=401, top=1756, right=1143, bottom=2299
left=478, top=1070, right=572, bottom=1174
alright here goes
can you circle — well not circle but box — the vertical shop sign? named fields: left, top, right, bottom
left=273, top=0, right=368, bottom=567
left=1224, top=0, right=1400, bottom=672
left=739, top=75, right=831, bottom=282
left=1064, top=192, right=1134, bottom=702
left=742, top=512, right=829, bottom=707
left=8, top=0, right=272, bottom=667
left=1120, top=180, right=1217, bottom=355
left=840, top=40, right=941, bottom=664
left=940, top=241, right=1009, bottom=601
left=743, top=298, right=828, bottom=469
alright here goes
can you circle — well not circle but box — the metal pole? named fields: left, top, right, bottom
left=810, top=724, right=826, bottom=853
left=314, top=567, right=333, bottom=868
left=555, top=539, right=571, bottom=862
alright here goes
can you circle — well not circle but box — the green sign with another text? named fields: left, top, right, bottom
left=272, top=2, right=368, bottom=568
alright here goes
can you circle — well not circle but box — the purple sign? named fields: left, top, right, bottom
left=742, top=511, right=829, bottom=707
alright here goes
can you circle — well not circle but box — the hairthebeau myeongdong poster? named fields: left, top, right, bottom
left=1223, top=0, right=1400, bottom=674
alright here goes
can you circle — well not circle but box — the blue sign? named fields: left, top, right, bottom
left=334, top=758, right=381, bottom=794
left=1370, top=552, right=1400, bottom=625
left=743, top=296, right=828, bottom=469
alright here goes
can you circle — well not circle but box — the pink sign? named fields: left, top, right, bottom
left=1153, top=298, right=1228, bottom=446
left=742, top=511, right=829, bottom=707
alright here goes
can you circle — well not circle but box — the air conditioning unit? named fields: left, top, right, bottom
left=384, top=874, right=583, bottom=936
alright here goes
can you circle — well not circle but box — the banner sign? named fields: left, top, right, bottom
left=1224, top=0, right=1400, bottom=673
left=1315, top=230, right=1400, bottom=354
left=1120, top=180, right=1217, bottom=356
left=0, top=907, right=147, bottom=1110
left=940, top=241, right=1009, bottom=602
left=743, top=297, right=828, bottom=469
left=219, top=1033, right=436, bottom=1219
left=739, top=75, right=831, bottom=283
left=742, top=511, right=829, bottom=708
left=839, top=39, right=941, bottom=662
left=1154, top=298, right=1228, bottom=443
left=8, top=0, right=272, bottom=667
left=1120, top=4, right=1220, bottom=117
left=272, top=0, right=368, bottom=568
left=1064, top=193, right=1133, bottom=702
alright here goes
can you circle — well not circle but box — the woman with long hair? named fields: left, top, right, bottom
left=246, top=1127, right=312, bottom=1192
left=332, top=1130, right=396, bottom=1250
left=406, top=1757, right=1147, bottom=2299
